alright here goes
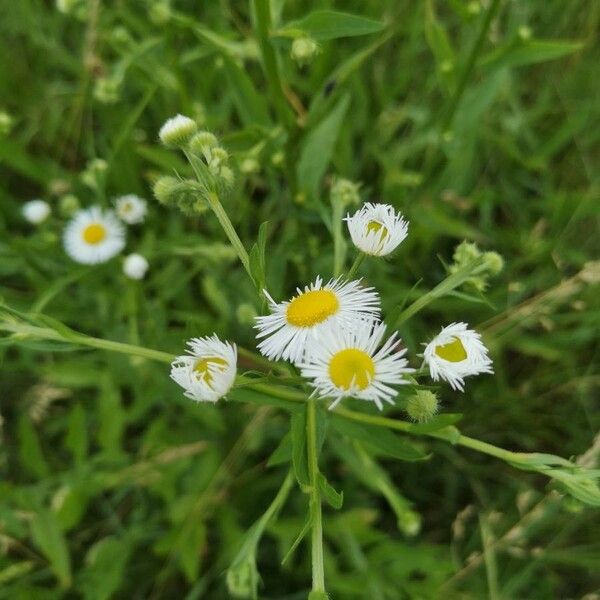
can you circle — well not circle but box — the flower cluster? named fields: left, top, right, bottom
left=170, top=201, right=494, bottom=410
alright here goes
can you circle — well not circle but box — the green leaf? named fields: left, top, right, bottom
left=80, top=537, right=131, bottom=600
left=317, top=473, right=343, bottom=509
left=291, top=409, right=310, bottom=486
left=480, top=39, right=582, bottom=71
left=0, top=561, right=35, bottom=586
left=267, top=432, right=292, bottom=467
left=249, top=221, right=269, bottom=290
left=222, top=56, right=271, bottom=127
left=277, top=10, right=384, bottom=41
left=18, top=414, right=49, bottom=478
left=30, top=509, right=72, bottom=588
left=97, top=377, right=125, bottom=455
left=297, top=94, right=350, bottom=201
left=331, top=416, right=428, bottom=461
left=65, top=403, right=88, bottom=465
left=281, top=511, right=313, bottom=565
left=424, top=0, right=456, bottom=90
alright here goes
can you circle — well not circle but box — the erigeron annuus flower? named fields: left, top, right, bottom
left=299, top=320, right=414, bottom=410
left=345, top=202, right=409, bottom=256
left=115, top=194, right=147, bottom=224
left=423, top=322, right=493, bottom=391
left=170, top=335, right=237, bottom=402
left=123, top=253, right=149, bottom=280
left=22, top=199, right=51, bottom=224
left=159, top=114, right=197, bottom=148
left=255, top=277, right=381, bottom=364
left=63, top=206, right=125, bottom=264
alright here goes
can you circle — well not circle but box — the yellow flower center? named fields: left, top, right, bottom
left=194, top=356, right=228, bottom=386
left=82, top=223, right=107, bottom=245
left=366, top=220, right=389, bottom=241
left=286, top=289, right=339, bottom=327
left=435, top=337, right=467, bottom=362
left=329, top=348, right=375, bottom=390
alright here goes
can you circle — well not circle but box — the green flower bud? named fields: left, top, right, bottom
left=240, top=157, right=259, bottom=175
left=291, top=37, right=320, bottom=65
left=149, top=0, right=171, bottom=24
left=59, top=194, right=80, bottom=217
left=226, top=556, right=259, bottom=598
left=159, top=114, right=198, bottom=148
left=330, top=177, right=361, bottom=208
left=189, top=131, right=218, bottom=156
left=483, top=251, right=504, bottom=276
left=406, top=390, right=439, bottom=423
left=93, top=76, right=121, bottom=104
left=0, top=111, right=14, bottom=136
left=153, top=176, right=206, bottom=214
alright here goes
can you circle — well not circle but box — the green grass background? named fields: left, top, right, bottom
left=0, top=0, right=599, bottom=598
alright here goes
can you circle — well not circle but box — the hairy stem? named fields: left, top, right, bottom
left=346, top=252, right=366, bottom=280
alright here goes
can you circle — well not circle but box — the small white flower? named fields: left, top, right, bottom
left=123, top=253, right=149, bottom=280
left=345, top=202, right=409, bottom=256
left=22, top=200, right=51, bottom=224
left=63, top=206, right=125, bottom=264
left=299, top=320, right=414, bottom=410
left=170, top=335, right=237, bottom=403
left=159, top=114, right=197, bottom=148
left=423, top=322, right=493, bottom=391
left=255, top=276, right=381, bottom=364
left=115, top=194, right=147, bottom=224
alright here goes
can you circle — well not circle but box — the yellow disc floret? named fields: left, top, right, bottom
left=194, top=356, right=228, bottom=386
left=82, top=223, right=107, bottom=245
left=286, top=289, right=339, bottom=327
left=366, top=220, right=389, bottom=241
left=435, top=337, right=467, bottom=362
left=329, top=348, right=375, bottom=390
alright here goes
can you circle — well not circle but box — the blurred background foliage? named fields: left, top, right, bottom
left=0, top=0, right=599, bottom=598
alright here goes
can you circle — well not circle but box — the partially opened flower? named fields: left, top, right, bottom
left=423, top=322, right=493, bottom=391
left=22, top=199, right=51, bottom=224
left=159, top=114, right=197, bottom=148
left=63, top=206, right=125, bottom=264
left=170, top=335, right=237, bottom=402
left=299, top=320, right=414, bottom=410
left=345, top=202, right=408, bottom=256
left=115, top=194, right=147, bottom=224
left=255, top=277, right=381, bottom=364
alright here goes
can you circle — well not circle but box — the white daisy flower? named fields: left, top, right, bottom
left=345, top=202, right=409, bottom=256
left=22, top=199, right=51, bottom=224
left=123, top=253, right=149, bottom=280
left=63, top=206, right=125, bottom=265
left=159, top=114, right=197, bottom=148
left=115, top=194, right=147, bottom=224
left=170, top=335, right=237, bottom=403
left=423, top=322, right=493, bottom=391
left=299, top=320, right=414, bottom=410
left=255, top=277, right=381, bottom=364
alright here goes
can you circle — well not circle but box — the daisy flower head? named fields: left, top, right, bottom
left=115, top=194, right=147, bottom=224
left=123, top=253, right=149, bottom=280
left=170, top=335, right=237, bottom=403
left=299, top=320, right=414, bottom=410
left=63, top=206, right=125, bottom=264
left=423, top=322, right=493, bottom=391
left=345, top=202, right=409, bottom=256
left=255, top=277, right=381, bottom=365
left=22, top=199, right=51, bottom=224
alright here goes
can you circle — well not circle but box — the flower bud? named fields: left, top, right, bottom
left=226, top=556, right=259, bottom=599
left=123, top=253, right=149, bottom=280
left=93, top=76, right=121, bottom=104
left=483, top=251, right=504, bottom=276
left=240, top=157, right=259, bottom=175
left=330, top=177, right=361, bottom=209
left=153, top=176, right=206, bottom=214
left=406, top=390, right=439, bottom=423
left=150, top=0, right=171, bottom=24
left=159, top=114, right=198, bottom=148
left=59, top=194, right=80, bottom=217
left=22, top=200, right=51, bottom=225
left=0, top=110, right=13, bottom=136
left=291, top=37, right=320, bottom=65
left=189, top=131, right=218, bottom=156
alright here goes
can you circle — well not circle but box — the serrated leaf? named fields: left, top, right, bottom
left=331, top=416, right=428, bottom=461
left=277, top=10, right=384, bottom=41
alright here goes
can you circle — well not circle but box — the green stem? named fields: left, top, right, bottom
left=440, top=0, right=502, bottom=132
left=206, top=191, right=253, bottom=282
left=346, top=253, right=366, bottom=280
left=388, top=256, right=487, bottom=329
left=251, top=0, right=295, bottom=130
left=306, top=401, right=326, bottom=594
left=332, top=199, right=346, bottom=277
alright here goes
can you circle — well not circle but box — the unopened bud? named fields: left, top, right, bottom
left=291, top=37, right=320, bottom=65
left=483, top=251, right=504, bottom=275
left=159, top=114, right=198, bottom=148
left=59, top=194, right=80, bottom=217
left=331, top=177, right=361, bottom=208
left=406, top=390, right=439, bottom=423
left=240, top=157, right=259, bottom=175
